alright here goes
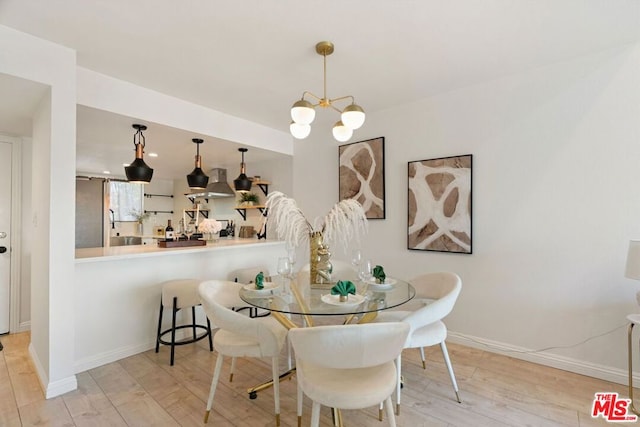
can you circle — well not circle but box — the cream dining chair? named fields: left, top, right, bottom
left=374, top=271, right=462, bottom=415
left=229, top=265, right=270, bottom=317
left=288, top=322, right=410, bottom=427
left=198, top=280, right=289, bottom=425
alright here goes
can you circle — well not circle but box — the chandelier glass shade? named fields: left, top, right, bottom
left=290, top=41, right=365, bottom=142
left=125, top=124, right=153, bottom=184
left=186, top=138, right=209, bottom=190
left=332, top=121, right=353, bottom=142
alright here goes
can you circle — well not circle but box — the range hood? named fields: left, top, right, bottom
left=187, top=168, right=235, bottom=199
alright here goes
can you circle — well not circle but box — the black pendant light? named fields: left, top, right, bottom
left=186, top=138, right=209, bottom=189
left=125, top=124, right=154, bottom=184
left=233, top=148, right=252, bottom=193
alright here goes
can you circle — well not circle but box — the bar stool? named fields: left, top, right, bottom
left=156, top=279, right=213, bottom=366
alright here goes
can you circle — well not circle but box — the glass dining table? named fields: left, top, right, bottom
left=238, top=275, right=416, bottom=400
left=239, top=276, right=416, bottom=329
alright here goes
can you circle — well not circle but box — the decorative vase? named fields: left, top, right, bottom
left=310, top=231, right=333, bottom=285
left=206, top=232, right=219, bottom=243
left=339, top=294, right=347, bottom=302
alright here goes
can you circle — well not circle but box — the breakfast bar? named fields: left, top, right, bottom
left=74, top=238, right=285, bottom=373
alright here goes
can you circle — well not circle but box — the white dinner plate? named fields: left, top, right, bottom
left=321, top=293, right=365, bottom=307
left=243, top=281, right=281, bottom=295
left=365, top=277, right=397, bottom=289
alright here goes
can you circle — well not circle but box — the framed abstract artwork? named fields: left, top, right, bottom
left=408, top=154, right=472, bottom=253
left=339, top=137, right=385, bottom=219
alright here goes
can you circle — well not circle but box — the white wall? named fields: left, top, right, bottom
left=77, top=67, right=293, bottom=156
left=293, top=43, right=640, bottom=383
left=0, top=25, right=78, bottom=398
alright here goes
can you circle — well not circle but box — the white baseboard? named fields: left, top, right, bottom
left=447, top=332, right=632, bottom=386
left=28, top=342, right=78, bottom=398
left=74, top=341, right=156, bottom=374
left=16, top=321, right=30, bottom=333
left=45, top=376, right=78, bottom=399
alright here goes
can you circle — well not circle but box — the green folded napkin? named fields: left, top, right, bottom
left=331, top=280, right=356, bottom=297
left=373, top=265, right=386, bottom=284
left=255, top=271, right=265, bottom=289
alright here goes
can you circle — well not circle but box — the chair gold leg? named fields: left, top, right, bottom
left=378, top=407, right=383, bottom=421
left=275, top=413, right=280, bottom=426
left=298, top=415, right=302, bottom=427
left=422, top=360, right=426, bottom=369
left=629, top=323, right=640, bottom=415
left=229, top=373, right=234, bottom=382
left=396, top=403, right=400, bottom=415
left=203, top=410, right=210, bottom=423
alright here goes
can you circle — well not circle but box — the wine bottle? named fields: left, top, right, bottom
left=165, top=219, right=175, bottom=241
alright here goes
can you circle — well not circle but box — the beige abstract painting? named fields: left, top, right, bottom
left=408, top=155, right=472, bottom=253
left=339, top=137, right=385, bottom=219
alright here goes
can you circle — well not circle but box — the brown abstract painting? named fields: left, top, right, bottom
left=339, top=137, right=385, bottom=219
left=408, top=154, right=472, bottom=253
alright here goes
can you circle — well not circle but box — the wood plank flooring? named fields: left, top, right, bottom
left=0, top=331, right=628, bottom=426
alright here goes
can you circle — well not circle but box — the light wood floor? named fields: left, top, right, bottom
left=0, top=331, right=628, bottom=426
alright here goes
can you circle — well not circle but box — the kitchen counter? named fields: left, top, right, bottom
left=75, top=238, right=280, bottom=263
left=74, top=237, right=286, bottom=373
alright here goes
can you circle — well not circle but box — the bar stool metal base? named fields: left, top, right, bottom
left=155, top=296, right=213, bottom=366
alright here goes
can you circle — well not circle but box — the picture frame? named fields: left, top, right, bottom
left=408, top=154, right=472, bottom=254
left=338, top=137, right=385, bottom=219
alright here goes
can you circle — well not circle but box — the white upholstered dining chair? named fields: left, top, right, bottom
left=198, top=280, right=289, bottom=425
left=228, top=265, right=270, bottom=317
left=374, top=271, right=462, bottom=415
left=288, top=322, right=410, bottom=427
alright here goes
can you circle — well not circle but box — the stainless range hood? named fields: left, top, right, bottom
left=187, top=168, right=235, bottom=199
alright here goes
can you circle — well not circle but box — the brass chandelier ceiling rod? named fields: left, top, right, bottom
left=290, top=41, right=366, bottom=142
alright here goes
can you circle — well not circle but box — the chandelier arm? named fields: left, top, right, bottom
left=328, top=104, right=343, bottom=114
left=302, top=91, right=323, bottom=102
left=328, top=95, right=355, bottom=105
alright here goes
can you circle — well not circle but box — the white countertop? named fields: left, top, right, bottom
left=76, top=238, right=283, bottom=263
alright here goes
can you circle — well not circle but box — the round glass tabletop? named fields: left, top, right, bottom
left=239, top=276, right=415, bottom=317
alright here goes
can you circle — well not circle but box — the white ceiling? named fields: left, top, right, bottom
left=1, top=0, right=638, bottom=180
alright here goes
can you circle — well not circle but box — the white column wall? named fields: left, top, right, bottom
left=293, top=43, right=640, bottom=383
left=0, top=25, right=78, bottom=397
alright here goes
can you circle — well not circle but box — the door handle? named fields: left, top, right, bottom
left=0, top=247, right=6, bottom=253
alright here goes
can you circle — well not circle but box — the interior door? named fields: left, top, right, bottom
left=0, top=142, right=12, bottom=334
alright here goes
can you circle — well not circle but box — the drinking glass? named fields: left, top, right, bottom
left=277, top=257, right=292, bottom=278
left=277, top=257, right=292, bottom=296
left=184, top=224, right=195, bottom=240
left=351, top=249, right=362, bottom=270
left=358, top=259, right=372, bottom=282
left=286, top=245, right=297, bottom=272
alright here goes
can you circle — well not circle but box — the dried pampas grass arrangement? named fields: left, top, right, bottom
left=262, top=191, right=368, bottom=251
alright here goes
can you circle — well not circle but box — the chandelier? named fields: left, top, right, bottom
left=290, top=41, right=366, bottom=142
